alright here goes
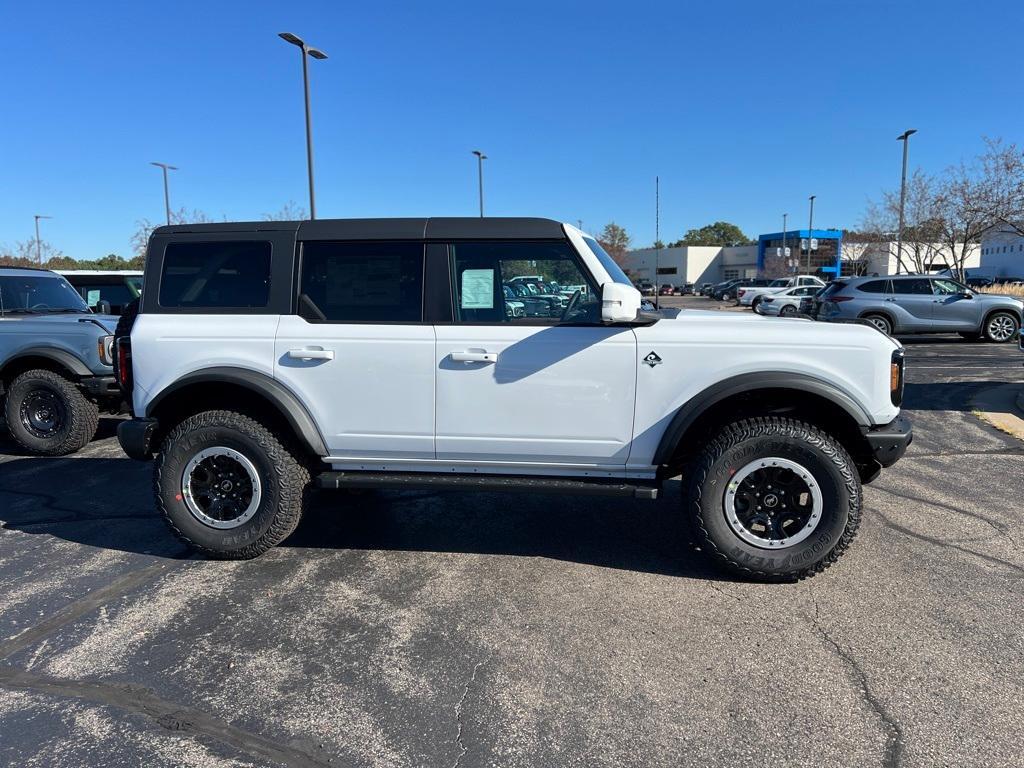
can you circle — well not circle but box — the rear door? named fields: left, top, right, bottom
left=274, top=241, right=436, bottom=459
left=433, top=240, right=637, bottom=470
left=889, top=278, right=935, bottom=330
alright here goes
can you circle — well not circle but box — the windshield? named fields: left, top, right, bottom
left=0, top=275, right=90, bottom=314
left=582, top=237, right=632, bottom=286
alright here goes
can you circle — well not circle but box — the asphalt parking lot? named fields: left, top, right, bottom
left=1, top=311, right=1022, bottom=767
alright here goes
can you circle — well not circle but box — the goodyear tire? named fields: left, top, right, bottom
left=687, top=417, right=861, bottom=581
left=4, top=369, right=99, bottom=455
left=155, top=410, right=310, bottom=559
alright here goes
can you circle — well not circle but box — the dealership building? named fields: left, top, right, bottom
left=622, top=230, right=980, bottom=287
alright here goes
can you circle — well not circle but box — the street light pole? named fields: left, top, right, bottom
left=279, top=32, right=328, bottom=220
left=150, top=162, right=178, bottom=225
left=654, top=175, right=660, bottom=309
left=472, top=150, right=487, bottom=217
left=896, top=129, right=918, bottom=276
left=806, top=195, right=816, bottom=272
left=33, top=215, right=52, bottom=264
left=782, top=213, right=788, bottom=272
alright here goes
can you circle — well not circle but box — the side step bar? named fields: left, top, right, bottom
left=315, top=471, right=659, bottom=500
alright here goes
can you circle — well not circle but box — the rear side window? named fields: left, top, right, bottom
left=298, top=241, right=424, bottom=323
left=159, top=242, right=272, bottom=308
left=858, top=280, right=891, bottom=293
left=819, top=281, right=847, bottom=298
left=893, top=278, right=932, bottom=295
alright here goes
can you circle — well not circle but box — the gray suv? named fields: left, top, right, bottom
left=0, top=267, right=123, bottom=454
left=816, top=275, right=1023, bottom=342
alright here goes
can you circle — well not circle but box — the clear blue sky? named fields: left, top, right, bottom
left=2, top=0, right=1021, bottom=259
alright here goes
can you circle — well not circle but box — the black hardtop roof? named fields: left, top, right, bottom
left=152, top=217, right=567, bottom=241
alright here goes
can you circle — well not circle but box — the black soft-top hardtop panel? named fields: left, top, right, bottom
left=153, top=217, right=566, bottom=241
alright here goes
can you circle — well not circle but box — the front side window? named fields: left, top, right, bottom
left=451, top=241, right=599, bottom=324
left=298, top=242, right=424, bottom=323
left=0, top=275, right=89, bottom=314
left=893, top=278, right=932, bottom=295
left=159, top=241, right=272, bottom=308
left=933, top=278, right=965, bottom=295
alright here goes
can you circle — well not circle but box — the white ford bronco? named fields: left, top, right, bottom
left=117, top=218, right=911, bottom=581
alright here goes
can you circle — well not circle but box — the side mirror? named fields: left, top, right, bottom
left=601, top=282, right=642, bottom=323
left=959, top=291, right=973, bottom=299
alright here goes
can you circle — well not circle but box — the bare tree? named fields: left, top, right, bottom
left=860, top=169, right=950, bottom=274
left=929, top=139, right=1024, bottom=280
left=131, top=207, right=215, bottom=258
left=263, top=201, right=308, bottom=221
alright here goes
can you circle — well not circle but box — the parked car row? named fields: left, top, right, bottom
left=704, top=270, right=1023, bottom=344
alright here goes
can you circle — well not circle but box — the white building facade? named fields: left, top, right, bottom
left=977, top=227, right=1024, bottom=278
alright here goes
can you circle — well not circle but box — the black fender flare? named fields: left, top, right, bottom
left=146, top=367, right=328, bottom=457
left=1, top=347, right=94, bottom=378
left=652, top=372, right=873, bottom=466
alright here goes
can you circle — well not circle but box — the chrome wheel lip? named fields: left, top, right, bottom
left=181, top=446, right=262, bottom=529
left=723, top=457, right=824, bottom=549
left=987, top=314, right=1016, bottom=341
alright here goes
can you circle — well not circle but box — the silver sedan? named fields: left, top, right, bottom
left=756, top=285, right=822, bottom=317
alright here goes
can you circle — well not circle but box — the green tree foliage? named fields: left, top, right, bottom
left=670, top=221, right=752, bottom=248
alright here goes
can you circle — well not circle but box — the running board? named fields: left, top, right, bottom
left=315, top=471, right=659, bottom=500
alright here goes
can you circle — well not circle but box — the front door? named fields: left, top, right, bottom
left=931, top=278, right=982, bottom=331
left=434, top=240, right=637, bottom=470
left=275, top=241, right=436, bottom=459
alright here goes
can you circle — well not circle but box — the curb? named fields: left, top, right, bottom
left=971, top=384, right=1024, bottom=440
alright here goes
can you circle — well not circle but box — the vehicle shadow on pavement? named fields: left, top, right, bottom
left=0, top=417, right=122, bottom=457
left=289, top=478, right=738, bottom=582
left=1, top=455, right=733, bottom=581
left=903, top=381, right=1018, bottom=412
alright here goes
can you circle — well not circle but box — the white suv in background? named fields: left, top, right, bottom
left=116, top=218, right=911, bottom=581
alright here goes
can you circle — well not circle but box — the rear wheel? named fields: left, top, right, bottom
left=3, top=369, right=98, bottom=455
left=155, top=410, right=310, bottom=559
left=983, top=311, right=1019, bottom=343
left=862, top=313, right=893, bottom=335
left=751, top=296, right=764, bottom=312
left=686, top=417, right=861, bottom=581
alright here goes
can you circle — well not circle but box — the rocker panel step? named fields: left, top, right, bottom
left=315, top=471, right=659, bottom=499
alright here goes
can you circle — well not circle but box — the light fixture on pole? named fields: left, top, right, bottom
left=279, top=32, right=328, bottom=220
left=895, top=129, right=918, bottom=276
left=472, top=150, right=487, bottom=217
left=806, top=195, right=816, bottom=272
left=33, top=215, right=52, bottom=264
left=150, top=162, right=178, bottom=225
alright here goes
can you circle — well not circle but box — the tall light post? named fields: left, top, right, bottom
left=806, top=195, right=816, bottom=272
left=279, top=32, right=328, bottom=220
left=472, top=150, right=487, bottom=217
left=150, top=162, right=178, bottom=225
left=782, top=212, right=789, bottom=273
left=33, top=215, right=52, bottom=264
left=654, top=176, right=661, bottom=309
left=895, top=129, right=918, bottom=276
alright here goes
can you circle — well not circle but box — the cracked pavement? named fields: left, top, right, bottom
left=1, top=329, right=1022, bottom=767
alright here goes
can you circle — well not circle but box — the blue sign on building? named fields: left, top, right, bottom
left=758, top=230, right=843, bottom=276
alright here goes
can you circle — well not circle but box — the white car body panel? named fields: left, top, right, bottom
left=627, top=311, right=900, bottom=471
left=434, top=324, right=637, bottom=465
left=131, top=314, right=280, bottom=417
left=275, top=316, right=436, bottom=459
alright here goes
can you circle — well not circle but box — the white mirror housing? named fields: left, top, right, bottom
left=601, top=282, right=642, bottom=323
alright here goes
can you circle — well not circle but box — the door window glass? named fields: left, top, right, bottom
left=858, top=280, right=890, bottom=293
left=892, top=279, right=932, bottom=295
left=298, top=242, right=424, bottom=323
left=451, top=241, right=599, bottom=324
left=932, top=279, right=965, bottom=295
left=160, top=241, right=272, bottom=308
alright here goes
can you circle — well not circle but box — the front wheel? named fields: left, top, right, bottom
left=779, top=305, right=798, bottom=317
left=983, top=311, right=1020, bottom=343
left=686, top=417, right=861, bottom=581
left=155, top=410, right=310, bottom=559
left=3, top=369, right=99, bottom=455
